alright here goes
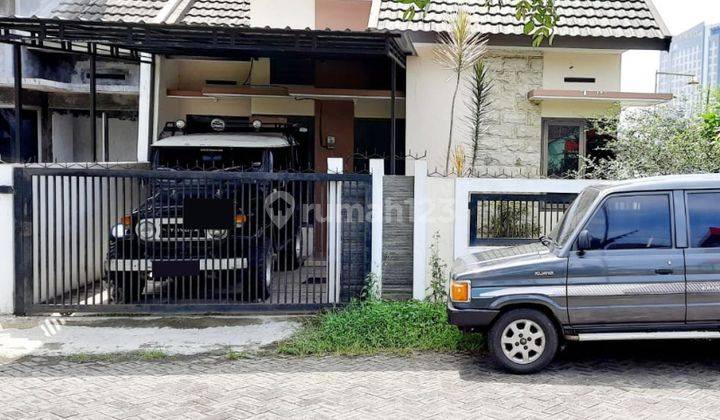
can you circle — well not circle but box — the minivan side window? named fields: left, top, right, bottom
left=687, top=192, right=720, bottom=248
left=582, top=194, right=672, bottom=251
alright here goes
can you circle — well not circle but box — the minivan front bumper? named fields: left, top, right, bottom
left=447, top=302, right=499, bottom=329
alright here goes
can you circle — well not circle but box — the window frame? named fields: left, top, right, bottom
left=683, top=190, right=720, bottom=249
left=575, top=191, right=676, bottom=252
left=541, top=118, right=587, bottom=178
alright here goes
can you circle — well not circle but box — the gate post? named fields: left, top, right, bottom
left=327, top=158, right=343, bottom=304
left=13, top=168, right=33, bottom=315
left=412, top=160, right=427, bottom=301
left=369, top=159, right=384, bottom=297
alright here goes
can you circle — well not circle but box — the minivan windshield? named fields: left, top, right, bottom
left=552, top=188, right=601, bottom=247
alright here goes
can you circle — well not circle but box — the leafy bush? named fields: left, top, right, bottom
left=277, top=300, right=483, bottom=356
left=482, top=202, right=541, bottom=239
left=581, top=90, right=720, bottom=179
left=427, top=232, right=448, bottom=302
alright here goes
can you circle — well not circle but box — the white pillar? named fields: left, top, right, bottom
left=0, top=165, right=15, bottom=314
left=369, top=159, right=384, bottom=298
left=412, top=160, right=427, bottom=301
left=136, top=53, right=153, bottom=162
left=327, top=158, right=343, bottom=304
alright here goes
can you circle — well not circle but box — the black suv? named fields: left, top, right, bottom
left=106, top=117, right=305, bottom=303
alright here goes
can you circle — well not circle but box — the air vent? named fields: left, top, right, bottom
left=85, top=72, right=127, bottom=81
left=564, top=77, right=596, bottom=83
left=205, top=80, right=238, bottom=86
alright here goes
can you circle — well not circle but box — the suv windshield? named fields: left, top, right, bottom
left=552, top=188, right=600, bottom=247
left=154, top=147, right=267, bottom=171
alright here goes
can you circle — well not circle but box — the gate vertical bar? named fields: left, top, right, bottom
left=13, top=44, right=22, bottom=162
left=90, top=47, right=98, bottom=162
left=389, top=60, right=397, bottom=175
left=13, top=169, right=33, bottom=315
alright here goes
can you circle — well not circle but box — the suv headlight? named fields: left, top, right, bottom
left=136, top=220, right=157, bottom=240
left=111, top=224, right=126, bottom=239
left=206, top=229, right=228, bottom=240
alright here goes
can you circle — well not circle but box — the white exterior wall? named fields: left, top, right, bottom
left=0, top=164, right=15, bottom=314
left=50, top=113, right=138, bottom=163
left=405, top=44, right=625, bottom=176
left=250, top=0, right=316, bottom=29
left=542, top=51, right=622, bottom=91
left=541, top=51, right=622, bottom=118
left=424, top=176, right=456, bottom=287
left=51, top=113, right=74, bottom=162
left=405, top=44, right=544, bottom=175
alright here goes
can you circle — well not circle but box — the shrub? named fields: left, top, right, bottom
left=482, top=202, right=541, bottom=239
left=277, top=300, right=483, bottom=356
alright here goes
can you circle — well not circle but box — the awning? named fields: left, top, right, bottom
left=527, top=89, right=673, bottom=106
left=0, top=17, right=411, bottom=67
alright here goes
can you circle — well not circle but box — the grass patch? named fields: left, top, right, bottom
left=277, top=300, right=483, bottom=356
left=226, top=350, right=252, bottom=361
left=64, top=349, right=168, bottom=363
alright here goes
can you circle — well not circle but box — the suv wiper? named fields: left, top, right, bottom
left=539, top=235, right=558, bottom=248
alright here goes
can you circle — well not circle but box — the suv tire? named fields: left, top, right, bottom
left=488, top=308, right=559, bottom=374
left=278, top=229, right=303, bottom=271
left=245, top=246, right=274, bottom=302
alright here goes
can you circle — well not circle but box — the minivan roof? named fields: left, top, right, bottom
left=595, top=174, right=720, bottom=194
left=152, top=133, right=291, bottom=149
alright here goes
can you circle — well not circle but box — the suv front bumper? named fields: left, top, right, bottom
left=447, top=302, right=499, bottom=329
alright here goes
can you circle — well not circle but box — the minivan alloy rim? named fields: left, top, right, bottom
left=500, top=319, right=546, bottom=365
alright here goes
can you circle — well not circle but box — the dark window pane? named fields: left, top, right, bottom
left=546, top=124, right=580, bottom=178
left=688, top=193, right=720, bottom=248
left=583, top=194, right=672, bottom=250
left=0, top=109, right=39, bottom=162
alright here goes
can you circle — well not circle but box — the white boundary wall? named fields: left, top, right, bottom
left=453, top=178, right=601, bottom=259
left=411, top=164, right=603, bottom=300
left=0, top=165, right=17, bottom=313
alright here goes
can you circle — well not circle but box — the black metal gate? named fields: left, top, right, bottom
left=13, top=166, right=372, bottom=314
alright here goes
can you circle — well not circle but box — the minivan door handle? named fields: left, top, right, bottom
left=655, top=268, right=674, bottom=275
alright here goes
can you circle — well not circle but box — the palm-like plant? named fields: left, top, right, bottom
left=434, top=10, right=488, bottom=174
left=466, top=61, right=492, bottom=173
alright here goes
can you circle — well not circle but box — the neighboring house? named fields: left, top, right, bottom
left=659, top=21, right=720, bottom=97
left=0, top=0, right=140, bottom=163
left=1, top=0, right=672, bottom=178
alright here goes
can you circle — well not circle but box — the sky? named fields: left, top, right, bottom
left=621, top=0, right=720, bottom=92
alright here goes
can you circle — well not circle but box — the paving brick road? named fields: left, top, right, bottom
left=3, top=341, right=720, bottom=419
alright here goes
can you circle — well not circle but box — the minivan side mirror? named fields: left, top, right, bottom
left=577, top=229, right=591, bottom=252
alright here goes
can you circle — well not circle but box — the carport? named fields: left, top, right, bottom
left=0, top=16, right=409, bottom=314
left=0, top=16, right=409, bottom=173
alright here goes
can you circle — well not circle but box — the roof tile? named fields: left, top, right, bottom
left=52, top=0, right=170, bottom=23
left=374, top=0, right=668, bottom=39
left=179, top=0, right=250, bottom=26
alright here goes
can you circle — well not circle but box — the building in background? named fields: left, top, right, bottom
left=0, top=0, right=140, bottom=163
left=659, top=21, right=720, bottom=98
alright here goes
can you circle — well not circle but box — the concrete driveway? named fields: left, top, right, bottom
left=2, top=340, right=720, bottom=419
left=0, top=316, right=300, bottom=362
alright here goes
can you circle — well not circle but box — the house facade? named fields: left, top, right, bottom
left=2, top=0, right=671, bottom=178
left=371, top=0, right=672, bottom=176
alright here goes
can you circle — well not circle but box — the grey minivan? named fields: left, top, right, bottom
left=448, top=175, right=720, bottom=374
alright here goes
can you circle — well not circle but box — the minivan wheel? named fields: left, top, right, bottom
left=488, top=309, right=558, bottom=374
